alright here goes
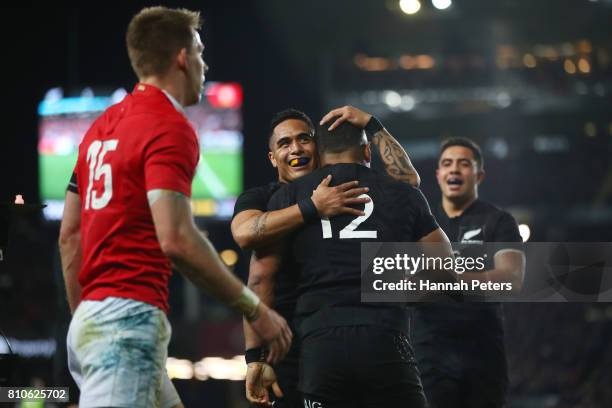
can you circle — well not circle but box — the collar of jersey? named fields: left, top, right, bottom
left=441, top=198, right=481, bottom=220
left=133, top=83, right=186, bottom=115
left=161, top=89, right=186, bottom=115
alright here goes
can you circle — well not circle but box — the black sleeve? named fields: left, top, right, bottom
left=267, top=184, right=295, bottom=212
left=492, top=211, right=523, bottom=252
left=400, top=187, right=439, bottom=240
left=67, top=172, right=78, bottom=194
left=232, top=186, right=270, bottom=219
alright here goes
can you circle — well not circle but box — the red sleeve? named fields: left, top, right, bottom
left=144, top=122, right=199, bottom=197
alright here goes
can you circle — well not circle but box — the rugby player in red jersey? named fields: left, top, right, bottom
left=58, top=7, right=291, bottom=408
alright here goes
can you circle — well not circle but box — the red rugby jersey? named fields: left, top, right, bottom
left=75, top=83, right=199, bottom=312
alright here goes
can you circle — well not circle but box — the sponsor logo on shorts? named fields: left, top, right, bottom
left=304, top=398, right=323, bottom=408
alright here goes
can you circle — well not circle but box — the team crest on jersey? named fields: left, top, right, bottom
left=459, top=226, right=484, bottom=244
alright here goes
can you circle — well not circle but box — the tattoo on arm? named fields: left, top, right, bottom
left=252, top=212, right=270, bottom=238
left=372, top=130, right=417, bottom=181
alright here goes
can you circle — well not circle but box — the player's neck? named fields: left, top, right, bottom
left=321, top=152, right=366, bottom=167
left=442, top=193, right=477, bottom=218
left=140, top=76, right=186, bottom=107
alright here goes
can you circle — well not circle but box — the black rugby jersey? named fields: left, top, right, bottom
left=268, top=163, right=438, bottom=334
left=232, top=182, right=282, bottom=219
left=413, top=198, right=522, bottom=336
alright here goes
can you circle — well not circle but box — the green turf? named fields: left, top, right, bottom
left=40, top=151, right=242, bottom=200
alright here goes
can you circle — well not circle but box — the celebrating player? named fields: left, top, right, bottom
left=244, top=120, right=451, bottom=407
left=233, top=106, right=421, bottom=407
left=412, top=137, right=526, bottom=408
left=58, top=7, right=291, bottom=408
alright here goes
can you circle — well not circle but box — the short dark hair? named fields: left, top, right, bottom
left=127, top=7, right=201, bottom=78
left=268, top=109, right=314, bottom=150
left=439, top=137, right=484, bottom=171
left=316, top=121, right=366, bottom=155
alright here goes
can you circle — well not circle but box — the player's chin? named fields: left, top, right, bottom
left=288, top=166, right=312, bottom=180
left=444, top=188, right=465, bottom=198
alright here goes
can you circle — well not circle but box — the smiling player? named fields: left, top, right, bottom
left=412, top=137, right=526, bottom=408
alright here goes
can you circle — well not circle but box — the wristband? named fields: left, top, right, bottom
left=245, top=346, right=268, bottom=364
left=298, top=197, right=319, bottom=223
left=231, top=286, right=261, bottom=322
left=364, top=116, right=384, bottom=139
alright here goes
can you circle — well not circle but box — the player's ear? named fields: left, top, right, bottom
left=177, top=48, right=188, bottom=71
left=363, top=143, right=372, bottom=164
left=268, top=151, right=277, bottom=168
left=476, top=169, right=485, bottom=184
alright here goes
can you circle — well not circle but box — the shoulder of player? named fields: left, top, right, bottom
left=288, top=168, right=331, bottom=191
left=126, top=93, right=195, bottom=135
left=382, top=177, right=423, bottom=199
left=134, top=118, right=197, bottom=150
left=267, top=182, right=296, bottom=210
left=238, top=182, right=280, bottom=201
left=473, top=199, right=515, bottom=220
left=155, top=115, right=195, bottom=136
left=472, top=200, right=520, bottom=240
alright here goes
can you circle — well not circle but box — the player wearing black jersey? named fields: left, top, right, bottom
left=233, top=107, right=421, bottom=407
left=246, top=121, right=451, bottom=408
left=412, top=138, right=526, bottom=408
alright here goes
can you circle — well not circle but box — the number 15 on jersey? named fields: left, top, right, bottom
left=84, top=139, right=118, bottom=210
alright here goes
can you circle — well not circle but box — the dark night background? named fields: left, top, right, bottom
left=1, top=1, right=612, bottom=407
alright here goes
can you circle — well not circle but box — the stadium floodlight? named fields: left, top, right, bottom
left=384, top=90, right=402, bottom=108
left=399, top=0, right=421, bottom=15
left=432, top=0, right=452, bottom=10
left=519, top=224, right=531, bottom=242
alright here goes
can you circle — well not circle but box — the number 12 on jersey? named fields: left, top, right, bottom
left=321, top=194, right=377, bottom=239
left=84, top=139, right=118, bottom=210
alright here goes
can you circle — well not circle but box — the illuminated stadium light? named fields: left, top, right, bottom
left=399, top=0, right=421, bottom=15
left=518, top=224, right=531, bottom=242
left=353, top=54, right=392, bottom=71
left=400, top=95, right=416, bottom=111
left=166, top=358, right=195, bottom=380
left=195, top=356, right=247, bottom=381
left=81, top=87, right=94, bottom=98
left=399, top=55, right=416, bottom=69
left=44, top=87, right=63, bottom=102
left=416, top=54, right=435, bottom=69
left=383, top=91, right=402, bottom=108
left=432, top=0, right=452, bottom=10
left=578, top=58, right=591, bottom=73
left=495, top=91, right=512, bottom=108
left=42, top=200, right=65, bottom=221
left=523, top=53, right=537, bottom=68
left=167, top=356, right=248, bottom=382
left=111, top=88, right=128, bottom=104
